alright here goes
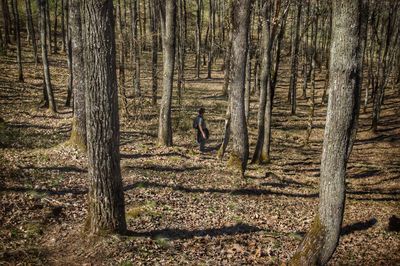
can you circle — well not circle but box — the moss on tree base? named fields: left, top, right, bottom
left=289, top=215, right=326, bottom=265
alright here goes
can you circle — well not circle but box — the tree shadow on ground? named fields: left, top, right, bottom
left=121, top=152, right=190, bottom=160
left=1, top=186, right=87, bottom=195
left=341, top=218, right=378, bottom=235
left=20, top=166, right=87, bottom=173
left=124, top=181, right=318, bottom=198
left=126, top=223, right=261, bottom=240
left=124, top=165, right=203, bottom=173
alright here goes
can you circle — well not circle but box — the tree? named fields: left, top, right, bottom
left=1, top=0, right=11, bottom=45
left=289, top=0, right=363, bottom=264
left=131, top=0, right=141, bottom=97
left=150, top=0, right=158, bottom=105
left=12, top=0, right=23, bottom=82
left=24, top=0, right=38, bottom=66
left=228, top=0, right=251, bottom=174
left=38, top=0, right=57, bottom=113
left=82, top=0, right=126, bottom=234
left=288, top=0, right=302, bottom=115
left=68, top=0, right=86, bottom=149
left=157, top=0, right=176, bottom=147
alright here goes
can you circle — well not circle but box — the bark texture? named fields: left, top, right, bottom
left=228, top=0, right=251, bottom=174
left=157, top=0, right=176, bottom=147
left=68, top=0, right=86, bottom=150
left=82, top=0, right=126, bottom=235
left=289, top=0, right=362, bottom=264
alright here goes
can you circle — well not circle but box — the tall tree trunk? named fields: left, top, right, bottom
left=288, top=1, right=302, bottom=115
left=289, top=0, right=362, bottom=264
left=131, top=0, right=141, bottom=97
left=1, top=0, right=11, bottom=45
left=195, top=0, right=202, bottom=79
left=38, top=0, right=57, bottom=113
left=65, top=0, right=72, bottom=107
left=252, top=2, right=273, bottom=164
left=117, top=0, right=128, bottom=116
left=150, top=0, right=158, bottom=105
left=82, top=0, right=126, bottom=235
left=157, top=0, right=176, bottom=147
left=12, top=0, right=23, bottom=82
left=45, top=0, right=51, bottom=50
left=61, top=0, right=66, bottom=52
left=53, top=0, right=58, bottom=53
left=228, top=0, right=251, bottom=175
left=207, top=0, right=215, bottom=79
left=68, top=0, right=86, bottom=149
left=25, top=0, right=38, bottom=66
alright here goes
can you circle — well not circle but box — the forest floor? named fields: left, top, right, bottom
left=0, top=43, right=400, bottom=265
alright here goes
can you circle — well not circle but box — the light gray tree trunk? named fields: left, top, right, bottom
left=228, top=0, right=251, bottom=174
left=157, top=0, right=176, bottom=146
left=68, top=0, right=86, bottom=150
left=289, top=0, right=362, bottom=264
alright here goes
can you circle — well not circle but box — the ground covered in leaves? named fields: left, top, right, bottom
left=1, top=43, right=399, bottom=265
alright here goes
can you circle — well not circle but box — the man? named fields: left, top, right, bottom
left=194, top=108, right=208, bottom=152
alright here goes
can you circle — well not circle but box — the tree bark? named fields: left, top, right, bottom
left=12, top=0, right=23, bottom=82
left=1, top=0, right=11, bottom=45
left=289, top=0, right=362, bottom=264
left=25, top=0, right=38, bottom=65
left=228, top=0, right=251, bottom=174
left=157, top=0, right=176, bottom=147
left=82, top=0, right=126, bottom=235
left=38, top=0, right=56, bottom=113
left=288, top=1, right=302, bottom=115
left=150, top=0, right=158, bottom=105
left=68, top=0, right=86, bottom=149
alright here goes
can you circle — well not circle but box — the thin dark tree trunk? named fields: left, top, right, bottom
left=150, top=0, right=158, bottom=105
left=157, top=0, right=176, bottom=147
left=61, top=0, right=66, bottom=52
left=289, top=0, right=362, bottom=264
left=25, top=0, right=38, bottom=65
left=207, top=0, right=215, bottom=79
left=131, top=0, right=141, bottom=97
left=53, top=0, right=58, bottom=53
left=195, top=0, right=202, bottom=79
left=117, top=0, right=128, bottom=116
left=82, top=0, right=126, bottom=235
left=228, top=0, right=251, bottom=175
left=1, top=0, right=11, bottom=45
left=65, top=0, right=72, bottom=107
left=288, top=1, right=302, bottom=115
left=45, top=0, right=51, bottom=51
left=38, top=0, right=56, bottom=113
left=12, top=0, right=23, bottom=82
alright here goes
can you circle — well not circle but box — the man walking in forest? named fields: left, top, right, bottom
left=194, top=107, right=209, bottom=152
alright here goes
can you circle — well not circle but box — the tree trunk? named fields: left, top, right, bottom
left=289, top=0, right=362, bottom=264
left=288, top=1, right=302, bottom=115
left=68, top=0, right=86, bottom=149
left=53, top=0, right=58, bottom=53
left=25, top=0, right=38, bottom=65
left=207, top=0, right=215, bottom=79
left=38, top=0, right=56, bottom=113
left=150, top=0, right=158, bottom=105
left=131, top=0, right=141, bottom=97
left=12, top=0, right=23, bottom=82
left=1, top=0, right=11, bottom=45
left=157, top=0, right=176, bottom=147
left=82, top=0, right=126, bottom=235
left=195, top=0, right=202, bottom=79
left=65, top=0, right=72, bottom=107
left=228, top=0, right=251, bottom=175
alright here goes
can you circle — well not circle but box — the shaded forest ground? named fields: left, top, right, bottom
left=0, top=41, right=399, bottom=265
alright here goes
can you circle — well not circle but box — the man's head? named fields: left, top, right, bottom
left=199, top=107, right=205, bottom=115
